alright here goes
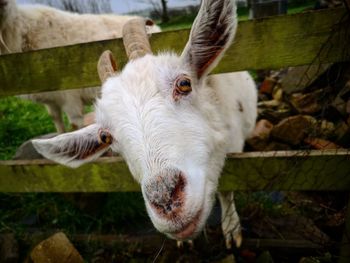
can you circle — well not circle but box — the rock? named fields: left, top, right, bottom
left=280, top=64, right=331, bottom=94
left=13, top=133, right=58, bottom=160
left=246, top=137, right=291, bottom=152
left=258, top=100, right=281, bottom=108
left=246, top=137, right=270, bottom=151
left=258, top=93, right=271, bottom=102
left=264, top=141, right=292, bottom=151
left=334, top=121, right=350, bottom=147
left=0, top=234, right=19, bottom=263
left=271, top=115, right=317, bottom=145
left=246, top=119, right=274, bottom=151
left=251, top=119, right=274, bottom=140
left=258, top=100, right=293, bottom=124
left=31, top=232, right=83, bottom=263
left=248, top=117, right=295, bottom=152
left=258, top=108, right=293, bottom=124
left=330, top=84, right=350, bottom=116
left=331, top=93, right=347, bottom=116
left=272, top=84, right=283, bottom=101
left=304, top=138, right=343, bottom=150
left=318, top=120, right=335, bottom=139
left=289, top=89, right=325, bottom=115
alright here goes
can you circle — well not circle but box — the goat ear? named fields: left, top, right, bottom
left=181, top=0, right=237, bottom=79
left=32, top=124, right=112, bottom=168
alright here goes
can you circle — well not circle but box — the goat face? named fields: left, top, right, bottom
left=33, top=0, right=238, bottom=240
left=96, top=54, right=229, bottom=239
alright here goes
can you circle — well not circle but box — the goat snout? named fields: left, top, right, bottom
left=144, top=170, right=186, bottom=218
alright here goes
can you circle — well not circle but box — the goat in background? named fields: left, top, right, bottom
left=0, top=0, right=160, bottom=132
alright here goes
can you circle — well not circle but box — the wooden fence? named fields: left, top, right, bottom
left=0, top=6, right=349, bottom=262
left=0, top=7, right=348, bottom=96
left=0, top=150, right=349, bottom=192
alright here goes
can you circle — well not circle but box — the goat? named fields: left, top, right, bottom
left=0, top=0, right=160, bottom=132
left=32, top=0, right=257, bottom=248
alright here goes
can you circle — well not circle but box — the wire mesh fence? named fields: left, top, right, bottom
left=0, top=1, right=349, bottom=262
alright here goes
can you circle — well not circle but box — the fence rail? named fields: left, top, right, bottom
left=0, top=7, right=348, bottom=97
left=0, top=150, right=349, bottom=192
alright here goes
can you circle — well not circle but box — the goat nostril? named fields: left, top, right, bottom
left=171, top=173, right=186, bottom=200
left=146, top=171, right=186, bottom=217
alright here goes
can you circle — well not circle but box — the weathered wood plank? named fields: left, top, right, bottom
left=0, top=150, right=349, bottom=192
left=0, top=7, right=348, bottom=97
left=221, top=150, right=350, bottom=191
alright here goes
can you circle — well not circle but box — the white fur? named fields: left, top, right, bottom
left=33, top=0, right=257, bottom=245
left=94, top=55, right=257, bottom=240
left=0, top=0, right=160, bottom=132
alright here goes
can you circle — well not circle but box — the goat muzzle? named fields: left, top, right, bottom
left=123, top=18, right=153, bottom=60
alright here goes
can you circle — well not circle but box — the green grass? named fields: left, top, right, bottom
left=159, top=13, right=196, bottom=31
left=159, top=7, right=250, bottom=31
left=0, top=192, right=149, bottom=236
left=160, top=2, right=316, bottom=31
left=287, top=0, right=316, bottom=14
left=0, top=96, right=56, bottom=160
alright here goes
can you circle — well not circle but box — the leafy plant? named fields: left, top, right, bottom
left=0, top=96, right=55, bottom=160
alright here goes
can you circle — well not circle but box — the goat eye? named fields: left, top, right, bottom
left=98, top=129, right=113, bottom=144
left=174, top=76, right=192, bottom=99
left=179, top=79, right=190, bottom=88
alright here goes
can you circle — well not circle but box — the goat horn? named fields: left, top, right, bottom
left=97, top=50, right=118, bottom=84
left=123, top=18, right=152, bottom=60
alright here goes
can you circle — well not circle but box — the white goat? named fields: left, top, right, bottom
left=0, top=0, right=160, bottom=132
left=32, top=0, right=257, bottom=248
